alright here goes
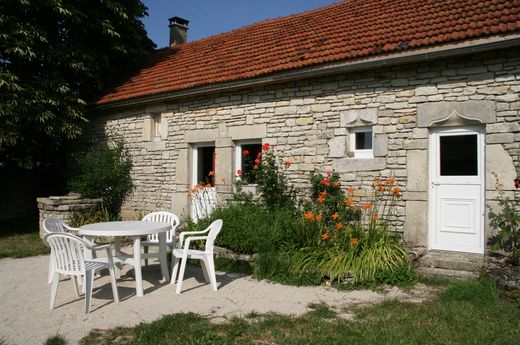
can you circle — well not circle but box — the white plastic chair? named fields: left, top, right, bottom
left=44, top=232, right=119, bottom=314
left=170, top=219, right=223, bottom=294
left=43, top=217, right=80, bottom=284
left=141, top=211, right=180, bottom=266
left=191, top=187, right=217, bottom=222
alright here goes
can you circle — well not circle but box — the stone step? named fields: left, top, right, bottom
left=416, top=267, right=479, bottom=280
left=417, top=251, right=484, bottom=272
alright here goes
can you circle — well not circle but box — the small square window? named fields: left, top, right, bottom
left=350, top=127, right=373, bottom=158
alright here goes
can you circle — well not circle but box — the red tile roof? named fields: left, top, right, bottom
left=94, top=0, right=520, bottom=106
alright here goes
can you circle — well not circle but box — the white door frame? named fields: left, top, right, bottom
left=428, top=126, right=485, bottom=253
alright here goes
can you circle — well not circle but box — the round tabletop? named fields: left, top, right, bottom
left=79, top=221, right=172, bottom=237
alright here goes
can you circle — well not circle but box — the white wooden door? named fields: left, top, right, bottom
left=429, top=127, right=484, bottom=253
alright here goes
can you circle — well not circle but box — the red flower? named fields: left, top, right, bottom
left=262, top=143, right=270, bottom=151
left=515, top=178, right=520, bottom=189
left=242, top=149, right=250, bottom=156
left=255, top=158, right=261, bottom=164
left=285, top=161, right=292, bottom=167
left=253, top=165, right=259, bottom=169
left=321, top=178, right=331, bottom=185
left=236, top=169, right=242, bottom=175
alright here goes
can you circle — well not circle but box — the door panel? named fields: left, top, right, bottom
left=429, top=127, right=484, bottom=253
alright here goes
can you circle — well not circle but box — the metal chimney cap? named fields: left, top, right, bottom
left=169, top=16, right=189, bottom=27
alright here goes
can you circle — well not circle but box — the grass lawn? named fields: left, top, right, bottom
left=0, top=218, right=49, bottom=258
left=78, top=278, right=520, bottom=345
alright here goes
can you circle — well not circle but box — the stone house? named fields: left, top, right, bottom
left=88, top=0, right=520, bottom=269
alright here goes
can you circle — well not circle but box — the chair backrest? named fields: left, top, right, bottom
left=44, top=232, right=86, bottom=276
left=43, top=217, right=66, bottom=234
left=142, top=211, right=180, bottom=243
left=204, top=219, right=223, bottom=253
left=191, top=187, right=217, bottom=222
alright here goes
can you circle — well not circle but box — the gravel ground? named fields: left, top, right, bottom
left=0, top=249, right=435, bottom=345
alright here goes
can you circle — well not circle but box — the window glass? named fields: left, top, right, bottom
left=355, top=131, right=372, bottom=150
left=153, top=113, right=161, bottom=138
left=440, top=134, right=478, bottom=176
left=197, top=146, right=215, bottom=186
left=238, top=143, right=262, bottom=184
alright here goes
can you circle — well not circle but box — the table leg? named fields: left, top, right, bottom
left=158, top=232, right=170, bottom=282
left=133, top=236, right=144, bottom=297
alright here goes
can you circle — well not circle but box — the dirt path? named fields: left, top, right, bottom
left=0, top=252, right=435, bottom=345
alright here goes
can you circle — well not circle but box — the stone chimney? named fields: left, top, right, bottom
left=169, top=16, right=189, bottom=46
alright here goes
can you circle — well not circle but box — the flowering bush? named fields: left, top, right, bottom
left=294, top=173, right=410, bottom=284
left=489, top=163, right=520, bottom=265
left=236, top=143, right=293, bottom=211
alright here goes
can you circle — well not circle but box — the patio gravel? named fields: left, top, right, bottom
left=0, top=249, right=435, bottom=345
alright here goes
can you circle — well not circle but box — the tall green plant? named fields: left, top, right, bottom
left=489, top=163, right=520, bottom=265
left=68, top=139, right=133, bottom=216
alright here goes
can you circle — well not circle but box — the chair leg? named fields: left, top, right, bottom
left=144, top=246, right=149, bottom=266
left=84, top=270, right=94, bottom=314
left=107, top=264, right=119, bottom=303
left=48, top=258, right=54, bottom=284
left=200, top=258, right=210, bottom=283
left=175, top=258, right=188, bottom=294
left=170, top=256, right=180, bottom=285
left=206, top=255, right=218, bottom=291
left=50, top=272, right=60, bottom=310
left=72, top=276, right=81, bottom=298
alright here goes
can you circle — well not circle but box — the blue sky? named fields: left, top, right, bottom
left=141, top=0, right=339, bottom=48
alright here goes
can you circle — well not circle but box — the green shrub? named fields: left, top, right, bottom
left=488, top=166, right=520, bottom=265
left=188, top=201, right=296, bottom=254
left=68, top=138, right=132, bottom=216
left=252, top=251, right=322, bottom=286
left=69, top=205, right=120, bottom=228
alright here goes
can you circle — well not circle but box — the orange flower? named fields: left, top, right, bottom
left=315, top=214, right=323, bottom=222
left=344, top=198, right=353, bottom=206
left=220, top=178, right=226, bottom=183
left=361, top=202, right=372, bottom=210
left=208, top=171, right=215, bottom=177
left=335, top=223, right=343, bottom=229
left=374, top=178, right=382, bottom=186
left=333, top=181, right=340, bottom=188
left=350, top=237, right=359, bottom=245
left=331, top=213, right=339, bottom=221
left=391, top=186, right=401, bottom=196
left=304, top=211, right=315, bottom=221
left=386, top=177, right=396, bottom=186
left=317, top=195, right=325, bottom=203
left=379, top=185, right=385, bottom=193
left=321, top=233, right=331, bottom=241
left=372, top=214, right=380, bottom=221
left=347, top=186, right=354, bottom=194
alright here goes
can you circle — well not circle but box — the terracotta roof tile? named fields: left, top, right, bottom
left=94, top=0, right=520, bottom=105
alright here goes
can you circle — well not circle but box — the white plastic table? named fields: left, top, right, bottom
left=79, top=221, right=171, bottom=297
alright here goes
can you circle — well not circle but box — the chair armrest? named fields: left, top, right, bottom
left=178, top=229, right=209, bottom=248
left=183, top=236, right=209, bottom=250
left=63, top=224, right=80, bottom=233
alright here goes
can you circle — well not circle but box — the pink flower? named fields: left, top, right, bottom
left=243, top=149, right=250, bottom=156
left=257, top=152, right=262, bottom=158
left=255, top=159, right=261, bottom=164
left=253, top=165, right=259, bottom=169
left=236, top=169, right=242, bottom=175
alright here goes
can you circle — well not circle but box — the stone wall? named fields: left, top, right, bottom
left=37, top=194, right=102, bottom=238
left=86, top=47, right=520, bottom=249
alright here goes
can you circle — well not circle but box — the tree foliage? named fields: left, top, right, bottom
left=0, top=0, right=155, bottom=167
